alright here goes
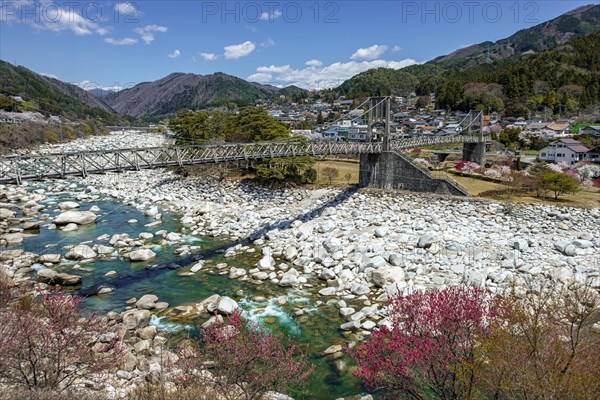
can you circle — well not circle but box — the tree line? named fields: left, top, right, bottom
left=169, top=107, right=317, bottom=184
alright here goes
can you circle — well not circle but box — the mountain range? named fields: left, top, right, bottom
left=0, top=60, right=116, bottom=116
left=0, top=61, right=305, bottom=119
left=433, top=4, right=600, bottom=67
left=102, top=72, right=300, bottom=117
left=1, top=4, right=599, bottom=120
left=335, top=4, right=600, bottom=98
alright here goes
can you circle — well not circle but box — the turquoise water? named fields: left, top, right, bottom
left=12, top=183, right=364, bottom=399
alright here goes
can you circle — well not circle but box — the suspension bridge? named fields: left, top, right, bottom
left=0, top=134, right=489, bottom=185
left=0, top=98, right=489, bottom=194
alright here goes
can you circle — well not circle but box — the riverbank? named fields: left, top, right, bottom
left=77, top=168, right=600, bottom=294
left=1, top=131, right=599, bottom=398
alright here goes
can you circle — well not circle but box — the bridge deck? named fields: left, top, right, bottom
left=0, top=136, right=488, bottom=184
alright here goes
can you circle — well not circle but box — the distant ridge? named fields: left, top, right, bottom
left=335, top=4, right=600, bottom=100
left=103, top=72, right=307, bottom=117
left=432, top=4, right=600, bottom=67
left=0, top=59, right=116, bottom=117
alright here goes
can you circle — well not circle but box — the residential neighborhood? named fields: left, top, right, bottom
left=256, top=94, right=599, bottom=165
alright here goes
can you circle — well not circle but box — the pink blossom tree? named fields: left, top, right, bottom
left=454, top=161, right=466, bottom=171
left=461, top=162, right=481, bottom=174
left=455, top=161, right=481, bottom=174
left=349, top=285, right=499, bottom=399
left=0, top=291, right=123, bottom=391
left=177, top=310, right=314, bottom=400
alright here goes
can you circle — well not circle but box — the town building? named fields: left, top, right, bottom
left=538, top=138, right=590, bottom=164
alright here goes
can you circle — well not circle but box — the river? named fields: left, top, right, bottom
left=11, top=180, right=364, bottom=399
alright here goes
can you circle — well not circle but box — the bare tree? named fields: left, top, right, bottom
left=322, top=166, right=339, bottom=185
left=344, top=172, right=352, bottom=185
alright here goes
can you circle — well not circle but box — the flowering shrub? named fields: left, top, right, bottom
left=498, top=165, right=511, bottom=176
left=594, top=177, right=600, bottom=187
left=547, top=162, right=570, bottom=173
left=349, top=285, right=499, bottom=399
left=0, top=291, right=122, bottom=391
left=477, top=280, right=600, bottom=399
left=177, top=310, right=314, bottom=400
left=462, top=162, right=482, bottom=174
left=536, top=162, right=600, bottom=186
left=565, top=169, right=582, bottom=183
left=413, top=158, right=431, bottom=168
left=574, top=163, right=600, bottom=181
left=411, top=147, right=423, bottom=154
left=455, top=161, right=482, bottom=174
left=484, top=169, right=502, bottom=178
left=350, top=281, right=600, bottom=399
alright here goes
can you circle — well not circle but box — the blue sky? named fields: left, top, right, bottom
left=0, top=1, right=595, bottom=90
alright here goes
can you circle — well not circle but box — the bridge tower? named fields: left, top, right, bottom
left=366, top=96, right=391, bottom=151
left=462, top=110, right=486, bottom=165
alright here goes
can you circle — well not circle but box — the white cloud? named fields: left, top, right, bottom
left=391, top=45, right=402, bottom=52
left=247, top=58, right=418, bottom=90
left=36, top=7, right=108, bottom=36
left=113, top=2, right=141, bottom=17
left=76, top=80, right=125, bottom=92
left=104, top=37, right=138, bottom=46
left=223, top=41, right=256, bottom=59
left=200, top=52, right=218, bottom=61
left=248, top=72, right=273, bottom=82
left=134, top=24, right=168, bottom=44
left=39, top=72, right=59, bottom=79
left=1, top=1, right=109, bottom=37
left=305, top=59, right=323, bottom=67
left=259, top=10, right=282, bottom=21
left=256, top=65, right=292, bottom=74
left=168, top=49, right=181, bottom=59
left=260, top=38, right=275, bottom=48
left=351, top=44, right=389, bottom=61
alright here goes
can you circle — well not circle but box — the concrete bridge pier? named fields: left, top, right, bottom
left=462, top=142, right=486, bottom=165
left=359, top=152, right=468, bottom=196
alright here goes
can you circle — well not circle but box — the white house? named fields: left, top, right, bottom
left=538, top=138, right=590, bottom=165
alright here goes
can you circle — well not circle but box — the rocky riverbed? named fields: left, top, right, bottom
left=76, top=168, right=600, bottom=295
left=1, top=131, right=599, bottom=399
left=30, top=165, right=596, bottom=341
left=10, top=130, right=171, bottom=156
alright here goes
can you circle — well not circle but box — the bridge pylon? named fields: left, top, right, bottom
left=461, top=110, right=487, bottom=165
left=366, top=96, right=391, bottom=150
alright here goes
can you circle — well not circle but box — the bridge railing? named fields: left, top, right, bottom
left=0, top=135, right=489, bottom=184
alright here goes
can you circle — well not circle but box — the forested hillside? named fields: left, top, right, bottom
left=336, top=32, right=600, bottom=117
left=0, top=60, right=132, bottom=125
left=431, top=32, right=600, bottom=116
